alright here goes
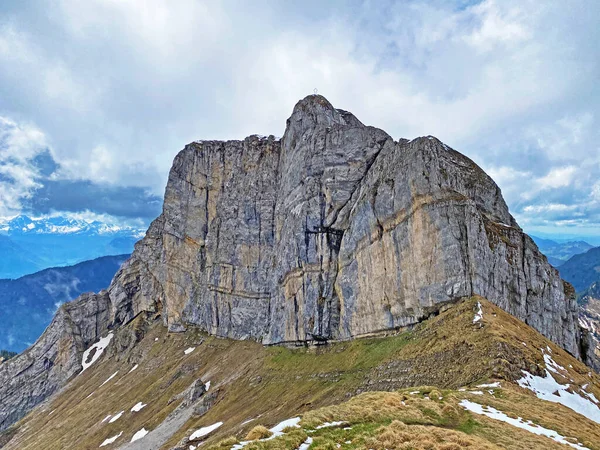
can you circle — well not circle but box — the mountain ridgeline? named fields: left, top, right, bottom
left=0, top=216, right=144, bottom=279
left=559, top=246, right=600, bottom=292
left=0, top=95, right=593, bottom=431
left=0, top=254, right=129, bottom=352
left=531, top=235, right=594, bottom=267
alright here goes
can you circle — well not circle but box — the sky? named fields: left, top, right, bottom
left=0, top=0, right=599, bottom=240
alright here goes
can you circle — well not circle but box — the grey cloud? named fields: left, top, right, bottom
left=29, top=149, right=59, bottom=178
left=21, top=179, right=162, bottom=220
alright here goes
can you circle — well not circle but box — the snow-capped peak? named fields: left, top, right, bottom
left=0, top=215, right=145, bottom=237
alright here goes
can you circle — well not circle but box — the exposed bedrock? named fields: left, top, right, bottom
left=0, top=95, right=587, bottom=431
left=108, top=95, right=580, bottom=357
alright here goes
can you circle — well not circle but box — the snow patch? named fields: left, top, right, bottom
left=101, top=415, right=112, bottom=423
left=205, top=381, right=211, bottom=391
left=269, top=417, right=301, bottom=436
left=109, top=411, right=124, bottom=423
left=81, top=332, right=114, bottom=372
left=128, top=364, right=138, bottom=374
left=316, top=421, right=345, bottom=429
left=184, top=347, right=195, bottom=355
left=517, top=367, right=600, bottom=424
left=190, top=421, right=223, bottom=440
left=131, top=402, right=146, bottom=412
left=460, top=400, right=589, bottom=449
left=131, top=428, right=149, bottom=442
left=473, top=302, right=483, bottom=323
left=298, top=437, right=313, bottom=450
left=543, top=351, right=567, bottom=375
left=583, top=390, right=599, bottom=405
left=477, top=382, right=500, bottom=389
left=100, top=431, right=123, bottom=447
left=231, top=417, right=301, bottom=450
left=100, top=371, right=119, bottom=387
left=241, top=415, right=261, bottom=426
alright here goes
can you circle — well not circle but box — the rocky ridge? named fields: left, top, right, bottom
left=0, top=95, right=591, bottom=431
left=0, top=291, right=111, bottom=430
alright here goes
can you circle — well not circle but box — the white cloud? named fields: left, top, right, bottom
left=523, top=204, right=579, bottom=214
left=535, top=166, right=578, bottom=190
left=0, top=117, right=48, bottom=215
left=464, top=0, right=531, bottom=52
left=0, top=0, right=598, bottom=236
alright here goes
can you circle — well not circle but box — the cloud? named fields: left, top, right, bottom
left=0, top=116, right=161, bottom=221
left=0, top=0, right=598, bottom=237
left=0, top=117, right=47, bottom=216
left=22, top=179, right=162, bottom=219
left=535, top=166, right=578, bottom=190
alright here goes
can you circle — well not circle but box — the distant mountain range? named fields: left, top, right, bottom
left=558, top=246, right=600, bottom=292
left=0, top=215, right=145, bottom=237
left=0, top=254, right=128, bottom=353
left=530, top=235, right=594, bottom=267
left=0, top=215, right=145, bottom=279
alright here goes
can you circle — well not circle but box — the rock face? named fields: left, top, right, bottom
left=0, top=95, right=587, bottom=430
left=109, top=95, right=580, bottom=354
left=579, top=282, right=600, bottom=371
left=0, top=292, right=110, bottom=430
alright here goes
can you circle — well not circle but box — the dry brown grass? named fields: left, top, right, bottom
left=302, top=391, right=442, bottom=428
left=369, top=420, right=499, bottom=450
left=245, top=425, right=273, bottom=440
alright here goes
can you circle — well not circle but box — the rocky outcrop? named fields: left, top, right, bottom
left=0, top=291, right=110, bottom=430
left=109, top=94, right=580, bottom=355
left=0, top=94, right=587, bottom=431
left=579, top=283, right=600, bottom=371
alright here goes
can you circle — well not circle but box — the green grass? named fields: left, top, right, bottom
left=266, top=333, right=412, bottom=374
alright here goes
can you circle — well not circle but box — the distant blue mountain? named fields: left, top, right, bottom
left=0, top=254, right=129, bottom=353
left=558, top=246, right=600, bottom=293
left=0, top=235, right=43, bottom=279
left=0, top=215, right=145, bottom=279
left=530, top=235, right=593, bottom=267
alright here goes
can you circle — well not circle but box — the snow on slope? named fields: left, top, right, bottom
left=517, top=349, right=600, bottom=424
left=460, top=400, right=589, bottom=449
left=81, top=332, right=114, bottom=373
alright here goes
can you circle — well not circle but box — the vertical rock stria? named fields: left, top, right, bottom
left=0, top=95, right=585, bottom=430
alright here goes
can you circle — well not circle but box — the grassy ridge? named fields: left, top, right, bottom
left=1, top=298, right=599, bottom=449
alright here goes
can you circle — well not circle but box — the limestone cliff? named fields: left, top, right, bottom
left=109, top=95, right=580, bottom=353
left=0, top=95, right=588, bottom=431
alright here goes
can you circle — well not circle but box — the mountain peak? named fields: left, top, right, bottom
left=283, top=95, right=365, bottom=147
